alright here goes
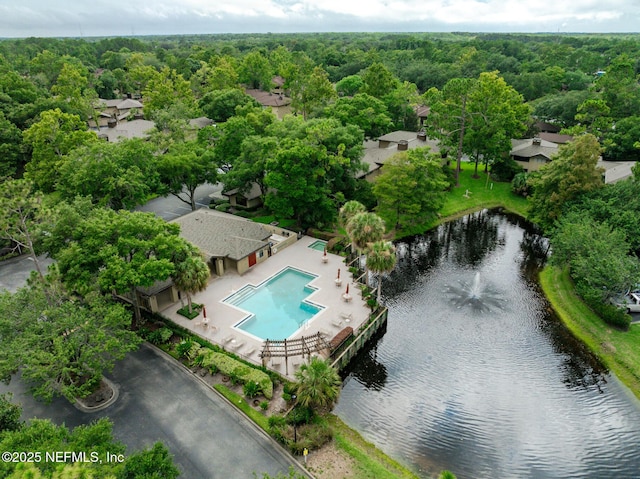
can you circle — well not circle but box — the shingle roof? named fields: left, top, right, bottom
left=538, top=132, right=573, bottom=145
left=96, top=119, right=156, bottom=142
left=189, top=117, right=215, bottom=128
left=172, top=209, right=271, bottom=261
left=222, top=182, right=263, bottom=200
left=245, top=89, right=292, bottom=107
left=510, top=138, right=558, bottom=160
left=359, top=131, right=440, bottom=178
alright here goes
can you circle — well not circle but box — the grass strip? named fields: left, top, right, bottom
left=328, top=415, right=420, bottom=479
left=539, top=266, right=640, bottom=400
left=214, top=383, right=270, bottom=431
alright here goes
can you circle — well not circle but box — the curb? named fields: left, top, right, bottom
left=145, top=343, right=316, bottom=479
left=73, top=376, right=120, bottom=413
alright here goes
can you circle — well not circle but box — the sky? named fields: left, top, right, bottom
left=1, top=0, right=639, bottom=38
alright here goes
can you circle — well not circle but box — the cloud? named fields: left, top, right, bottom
left=0, top=0, right=638, bottom=37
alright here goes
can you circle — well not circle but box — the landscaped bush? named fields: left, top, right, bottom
left=288, top=421, right=333, bottom=455
left=233, top=210, right=252, bottom=218
left=200, top=350, right=273, bottom=398
left=176, top=339, right=194, bottom=359
left=243, top=381, right=260, bottom=398
left=214, top=202, right=232, bottom=212
left=158, top=327, right=173, bottom=343
left=177, top=304, right=201, bottom=320
left=577, top=284, right=631, bottom=330
left=146, top=327, right=172, bottom=345
left=187, top=343, right=203, bottom=362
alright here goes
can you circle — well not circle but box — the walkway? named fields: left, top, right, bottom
left=0, top=344, right=309, bottom=479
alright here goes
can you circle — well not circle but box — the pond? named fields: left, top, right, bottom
left=334, top=209, right=640, bottom=479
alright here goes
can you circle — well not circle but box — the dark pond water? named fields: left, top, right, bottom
left=334, top=209, right=640, bottom=479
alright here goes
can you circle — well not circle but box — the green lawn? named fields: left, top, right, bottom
left=441, top=162, right=529, bottom=218
left=397, top=162, right=529, bottom=238
left=540, top=266, right=640, bottom=400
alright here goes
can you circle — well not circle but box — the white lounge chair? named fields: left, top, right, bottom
left=339, top=312, right=353, bottom=322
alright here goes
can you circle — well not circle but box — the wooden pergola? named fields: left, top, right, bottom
left=260, top=333, right=332, bottom=375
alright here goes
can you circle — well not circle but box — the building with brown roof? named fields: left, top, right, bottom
left=244, top=89, right=292, bottom=120
left=171, top=209, right=296, bottom=276
left=359, top=130, right=441, bottom=181
left=510, top=137, right=559, bottom=172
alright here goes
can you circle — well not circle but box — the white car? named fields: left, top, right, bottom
left=612, top=292, right=640, bottom=313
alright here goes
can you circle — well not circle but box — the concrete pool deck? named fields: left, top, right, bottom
left=162, top=235, right=370, bottom=378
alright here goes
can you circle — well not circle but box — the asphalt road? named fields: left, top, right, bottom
left=136, top=182, right=224, bottom=220
left=0, top=344, right=308, bottom=479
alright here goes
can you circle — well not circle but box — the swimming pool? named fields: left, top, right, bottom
left=223, top=267, right=324, bottom=340
left=308, top=240, right=327, bottom=251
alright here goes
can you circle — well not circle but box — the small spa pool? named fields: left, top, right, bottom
left=308, top=240, right=327, bottom=251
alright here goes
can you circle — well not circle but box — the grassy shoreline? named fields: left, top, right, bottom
left=539, top=266, right=640, bottom=400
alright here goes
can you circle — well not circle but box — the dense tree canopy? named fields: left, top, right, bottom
left=22, top=108, right=97, bottom=192
left=0, top=415, right=179, bottom=478
left=54, top=209, right=193, bottom=325
left=373, top=147, right=449, bottom=232
left=528, top=134, right=605, bottom=232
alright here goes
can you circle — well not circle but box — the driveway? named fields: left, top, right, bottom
left=136, top=182, right=223, bottom=220
left=0, top=344, right=309, bottom=479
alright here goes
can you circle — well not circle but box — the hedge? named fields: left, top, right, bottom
left=200, top=350, right=273, bottom=399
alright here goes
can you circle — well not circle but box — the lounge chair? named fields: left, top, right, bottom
left=339, top=312, right=353, bottom=322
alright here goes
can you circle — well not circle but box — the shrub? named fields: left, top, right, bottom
left=511, top=172, right=531, bottom=197
left=214, top=202, right=231, bottom=212
left=260, top=401, right=269, bottom=411
left=186, top=343, right=203, bottom=362
left=287, top=421, right=333, bottom=455
left=0, top=393, right=22, bottom=432
left=158, top=327, right=173, bottom=343
left=200, top=350, right=273, bottom=398
left=577, top=284, right=631, bottom=330
left=287, top=405, right=315, bottom=426
left=593, top=301, right=631, bottom=329
left=243, top=381, right=261, bottom=398
left=177, top=304, right=201, bottom=320
left=268, top=415, right=287, bottom=429
left=491, top=157, right=523, bottom=182
left=176, top=339, right=193, bottom=359
left=146, top=330, right=163, bottom=345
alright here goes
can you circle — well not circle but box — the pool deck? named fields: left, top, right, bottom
left=162, top=235, right=370, bottom=378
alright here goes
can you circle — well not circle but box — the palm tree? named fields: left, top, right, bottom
left=294, top=356, right=341, bottom=412
left=366, top=240, right=397, bottom=303
left=338, top=200, right=366, bottom=231
left=346, top=212, right=385, bottom=285
left=173, top=249, right=210, bottom=314
left=345, top=212, right=385, bottom=251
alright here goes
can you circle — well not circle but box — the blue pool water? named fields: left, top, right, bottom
left=223, top=267, right=324, bottom=340
left=308, top=240, right=327, bottom=251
